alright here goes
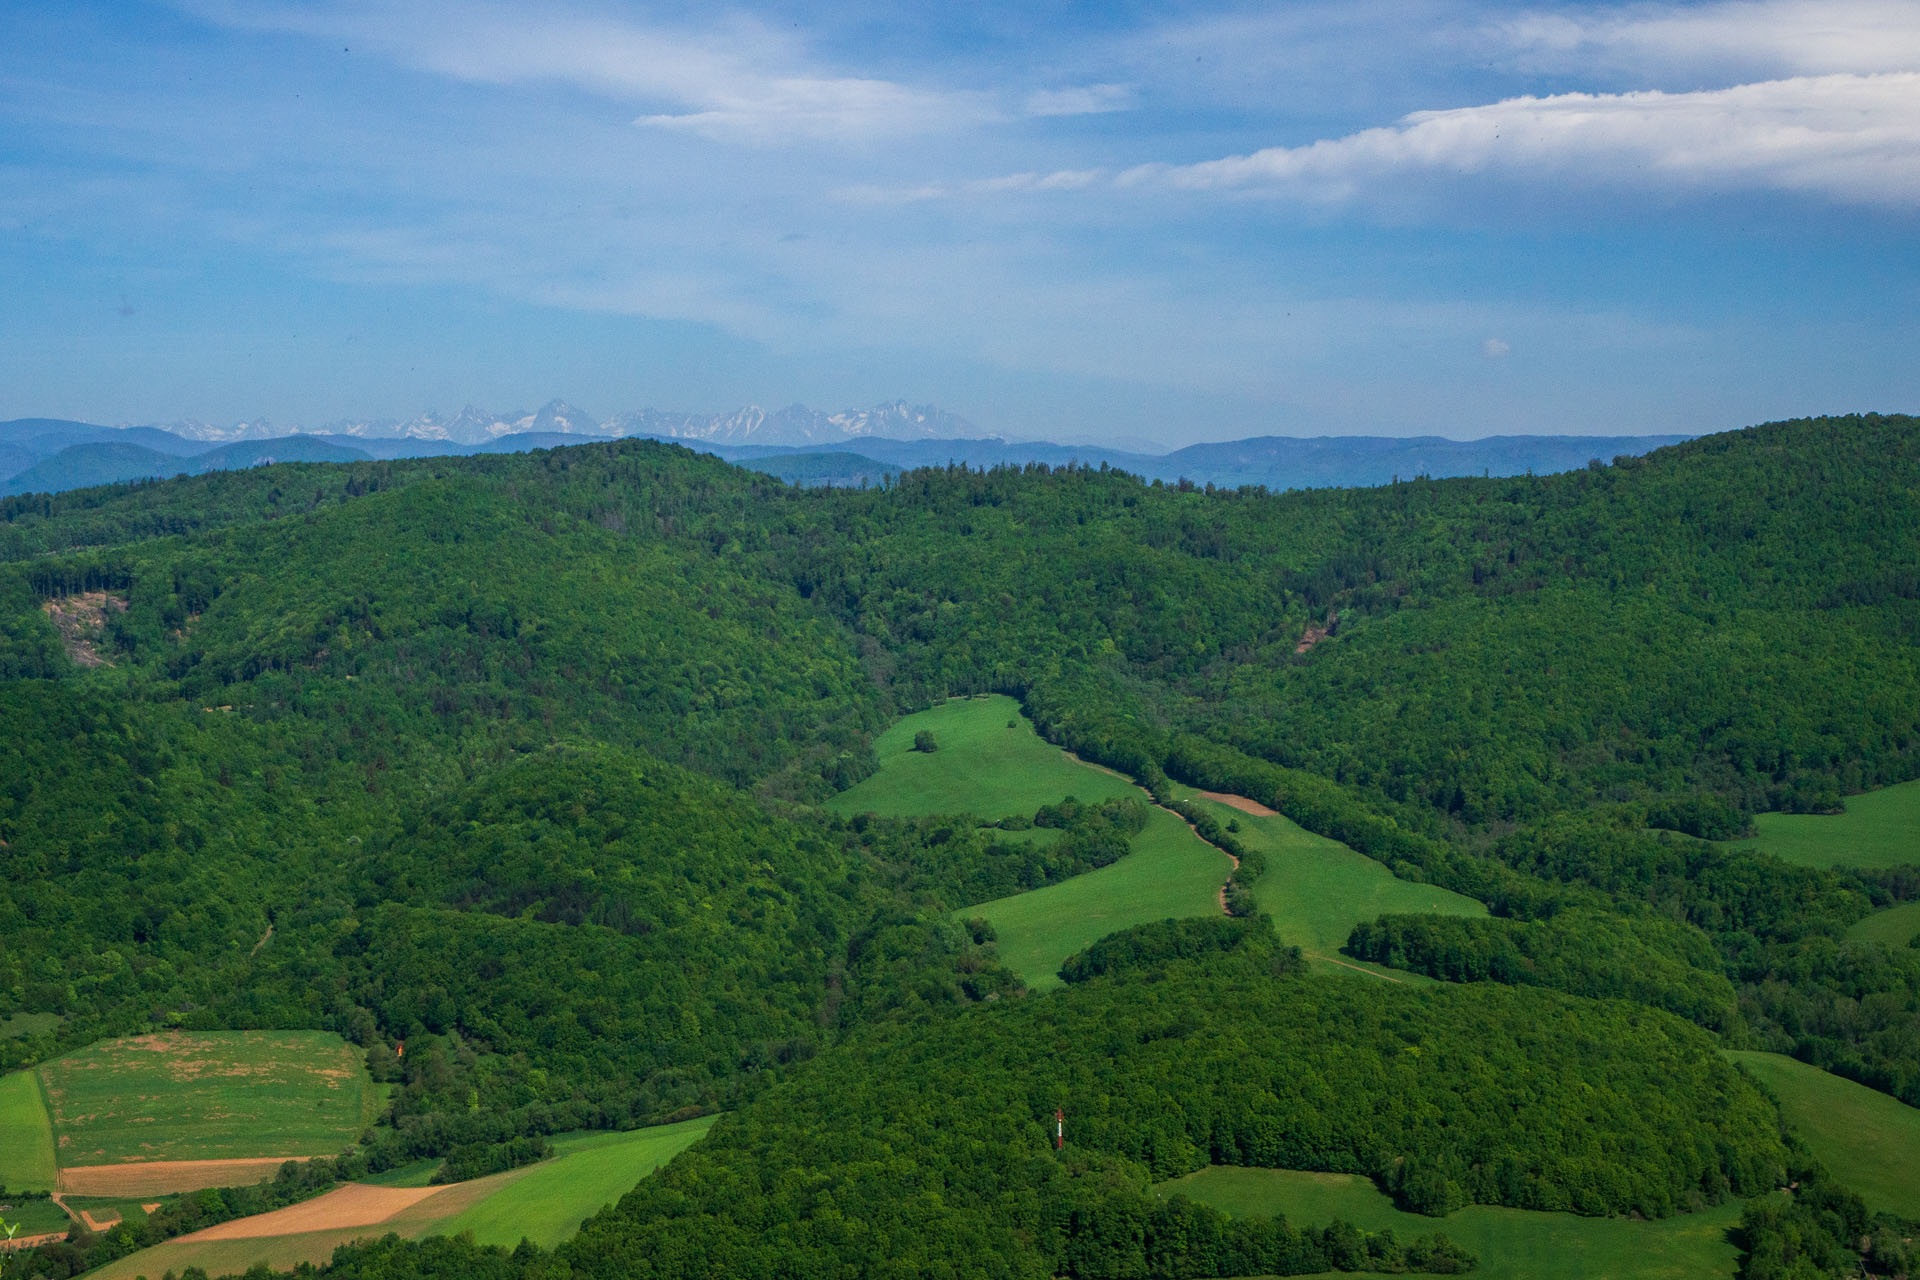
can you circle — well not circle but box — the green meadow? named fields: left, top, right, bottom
left=0, top=1070, right=56, bottom=1193
left=1730, top=778, right=1920, bottom=869
left=0, top=1013, right=61, bottom=1040
left=827, top=695, right=1138, bottom=819
left=1846, top=899, right=1920, bottom=948
left=0, top=1196, right=73, bottom=1236
left=968, top=806, right=1232, bottom=989
left=433, top=1117, right=718, bottom=1247
left=1172, top=787, right=1485, bottom=980
left=38, top=1030, right=378, bottom=1165
left=1156, top=1167, right=1743, bottom=1280
left=91, top=1117, right=720, bottom=1280
left=831, top=697, right=1232, bottom=988
left=1728, top=1051, right=1920, bottom=1218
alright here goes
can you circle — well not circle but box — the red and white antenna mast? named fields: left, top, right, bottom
left=1055, top=1107, right=1065, bottom=1151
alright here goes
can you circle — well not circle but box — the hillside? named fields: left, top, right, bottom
left=0, top=414, right=1915, bottom=1279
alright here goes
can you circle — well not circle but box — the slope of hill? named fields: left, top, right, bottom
left=0, top=413, right=1915, bottom=1280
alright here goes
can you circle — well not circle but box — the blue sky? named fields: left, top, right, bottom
left=3, top=0, right=1917, bottom=445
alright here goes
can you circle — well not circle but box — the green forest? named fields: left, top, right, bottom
left=1, top=414, right=1917, bottom=1279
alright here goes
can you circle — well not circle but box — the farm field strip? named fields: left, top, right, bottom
left=87, top=1117, right=719, bottom=1280
left=1170, top=787, right=1485, bottom=978
left=1156, top=1166, right=1743, bottom=1280
left=1730, top=777, right=1920, bottom=869
left=37, top=1030, right=375, bottom=1169
left=0, top=1070, right=57, bottom=1193
left=1727, top=1050, right=1920, bottom=1218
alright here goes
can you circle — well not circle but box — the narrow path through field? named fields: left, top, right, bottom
left=1, top=1232, right=69, bottom=1251
left=1303, top=952, right=1405, bottom=982
left=1065, top=752, right=1241, bottom=917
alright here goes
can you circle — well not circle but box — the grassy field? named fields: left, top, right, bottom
left=1157, top=1166, right=1743, bottom=1280
left=90, top=1118, right=719, bottom=1280
left=828, top=696, right=1232, bottom=989
left=968, top=806, right=1233, bottom=989
left=827, top=695, right=1138, bottom=819
left=1728, top=1051, right=1920, bottom=1218
left=433, top=1117, right=718, bottom=1247
left=0, top=1070, right=57, bottom=1193
left=1730, top=778, right=1920, bottom=869
left=38, top=1030, right=378, bottom=1166
left=1846, top=900, right=1920, bottom=948
left=1173, top=787, right=1485, bottom=979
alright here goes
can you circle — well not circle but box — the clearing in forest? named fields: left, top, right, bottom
left=1846, top=900, right=1920, bottom=948
left=1729, top=777, right=1920, bottom=869
left=969, top=806, right=1230, bottom=989
left=38, top=1031, right=377, bottom=1172
left=0, top=1069, right=57, bottom=1193
left=830, top=696, right=1232, bottom=988
left=1727, top=1051, right=1920, bottom=1218
left=827, top=695, right=1137, bottom=819
left=1171, top=787, right=1485, bottom=979
left=1156, top=1166, right=1742, bottom=1280
left=88, top=1116, right=719, bottom=1280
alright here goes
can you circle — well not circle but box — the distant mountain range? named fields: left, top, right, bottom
left=0, top=408, right=1699, bottom=499
left=159, top=399, right=983, bottom=448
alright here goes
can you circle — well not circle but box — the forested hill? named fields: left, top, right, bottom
left=1, top=413, right=1917, bottom=1279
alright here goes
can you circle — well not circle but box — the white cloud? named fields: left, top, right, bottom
left=877, top=72, right=1920, bottom=210
left=184, top=0, right=993, bottom=143
left=1023, top=84, right=1132, bottom=118
left=1482, top=337, right=1511, bottom=358
left=1491, top=0, right=1920, bottom=80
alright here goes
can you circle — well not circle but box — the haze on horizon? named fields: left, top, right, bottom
left=3, top=0, right=1918, bottom=448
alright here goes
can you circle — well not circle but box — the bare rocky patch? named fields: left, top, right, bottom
left=41, top=592, right=128, bottom=668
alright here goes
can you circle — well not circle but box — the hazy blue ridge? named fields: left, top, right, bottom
left=1, top=441, right=199, bottom=496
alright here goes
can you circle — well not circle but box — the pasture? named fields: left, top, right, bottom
left=0, top=1197, right=72, bottom=1236
left=0, top=1013, right=61, bottom=1040
left=1172, top=787, right=1484, bottom=978
left=1156, top=1167, right=1743, bottom=1280
left=0, top=1070, right=56, bottom=1194
left=830, top=696, right=1233, bottom=989
left=1728, top=1051, right=1920, bottom=1218
left=827, top=695, right=1137, bottom=819
left=38, top=1030, right=377, bottom=1170
left=89, top=1117, right=719, bottom=1280
left=1730, top=778, right=1920, bottom=869
left=1846, top=900, right=1920, bottom=948
left=433, top=1116, right=719, bottom=1246
left=967, top=806, right=1233, bottom=989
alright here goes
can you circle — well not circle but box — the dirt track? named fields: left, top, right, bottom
left=60, top=1157, right=308, bottom=1197
left=182, top=1184, right=449, bottom=1241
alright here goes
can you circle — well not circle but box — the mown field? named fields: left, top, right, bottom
left=90, top=1117, right=718, bottom=1280
left=1846, top=899, right=1920, bottom=948
left=1156, top=1166, right=1744, bottom=1280
left=830, top=696, right=1231, bottom=988
left=0, top=1069, right=56, bottom=1194
left=432, top=1117, right=718, bottom=1247
left=1173, top=786, right=1485, bottom=980
left=1730, top=778, right=1920, bottom=869
left=827, top=694, right=1138, bottom=819
left=0, top=1196, right=73, bottom=1236
left=38, top=1030, right=377, bottom=1168
left=968, top=806, right=1231, bottom=988
left=1728, top=1051, right=1920, bottom=1218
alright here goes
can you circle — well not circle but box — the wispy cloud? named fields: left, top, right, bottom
left=1023, top=84, right=1132, bottom=118
left=1489, top=0, right=1920, bottom=80
left=857, top=72, right=1920, bottom=210
left=185, top=0, right=994, bottom=143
